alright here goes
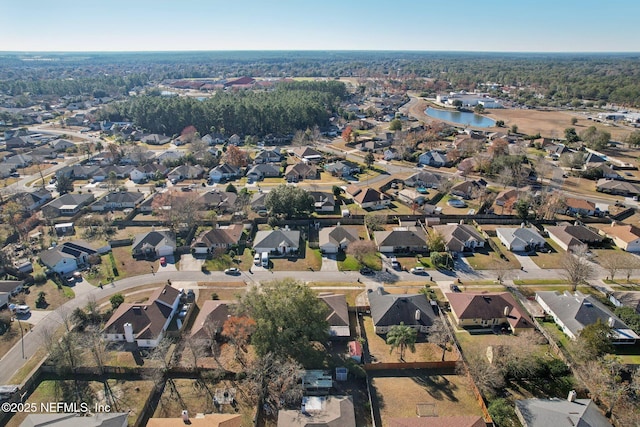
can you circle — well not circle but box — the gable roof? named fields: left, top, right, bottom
left=446, top=292, right=533, bottom=330
left=192, top=224, right=244, bottom=248
left=596, top=179, right=640, bottom=195
left=190, top=300, right=233, bottom=340
left=368, top=288, right=436, bottom=329
left=404, top=171, right=442, bottom=188
left=284, top=162, right=317, bottom=177
left=515, top=398, right=611, bottom=427
left=496, top=227, right=546, bottom=249
left=132, top=230, right=176, bottom=253
left=545, top=225, right=603, bottom=248
left=536, top=291, right=639, bottom=341
left=374, top=228, right=426, bottom=248
left=43, top=193, right=94, bottom=210
left=199, top=190, right=238, bottom=210
left=432, top=224, right=485, bottom=252
left=147, top=413, right=241, bottom=427
left=319, top=293, right=350, bottom=336
left=310, top=191, right=336, bottom=209
left=291, top=146, right=323, bottom=160
left=353, top=187, right=391, bottom=204
left=103, top=285, right=180, bottom=340
left=565, top=197, right=595, bottom=211
left=39, top=240, right=97, bottom=267
left=253, top=229, right=300, bottom=249
left=277, top=395, right=356, bottom=427
left=319, top=226, right=359, bottom=248
left=601, top=223, right=640, bottom=243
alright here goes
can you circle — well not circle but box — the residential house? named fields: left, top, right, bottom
left=202, top=132, right=226, bottom=146
left=191, top=224, right=244, bottom=255
left=253, top=228, right=300, bottom=255
left=103, top=285, right=181, bottom=348
left=147, top=414, right=241, bottom=427
left=199, top=190, right=238, bottom=213
left=0, top=280, right=24, bottom=297
left=4, top=154, right=33, bottom=168
left=368, top=287, right=436, bottom=334
left=495, top=189, right=519, bottom=207
left=0, top=163, right=14, bottom=178
left=404, top=171, right=442, bottom=189
left=90, top=191, right=145, bottom=212
left=167, top=165, right=204, bottom=182
left=600, top=222, right=640, bottom=252
left=319, top=293, right=350, bottom=338
left=383, top=148, right=397, bottom=161
left=346, top=186, right=392, bottom=210
left=277, top=396, right=356, bottom=427
left=284, top=162, right=318, bottom=182
left=309, top=191, right=336, bottom=212
left=596, top=178, right=640, bottom=196
left=141, top=133, right=171, bottom=145
left=130, top=164, right=167, bottom=183
left=92, top=165, right=134, bottom=182
left=397, top=188, right=427, bottom=207
left=138, top=194, right=156, bottom=213
left=496, top=226, right=546, bottom=252
left=291, top=146, right=323, bottom=163
left=357, top=140, right=389, bottom=152
left=209, top=164, right=242, bottom=183
left=418, top=150, right=448, bottom=167
left=39, top=240, right=98, bottom=276
left=389, top=416, right=485, bottom=427
left=49, top=138, right=75, bottom=152
left=563, top=197, right=597, bottom=217
left=544, top=224, right=603, bottom=251
left=319, top=226, right=359, bottom=254
left=536, top=291, right=639, bottom=343
left=19, top=413, right=129, bottom=427
left=5, top=136, right=33, bottom=149
left=228, top=134, right=241, bottom=146
left=41, top=193, right=95, bottom=218
left=450, top=179, right=486, bottom=199
left=584, top=152, right=607, bottom=167
left=609, top=291, right=640, bottom=314
left=250, top=192, right=267, bottom=212
left=446, top=292, right=534, bottom=334
left=324, top=160, right=360, bottom=177
left=246, top=163, right=280, bottom=181
left=546, top=143, right=571, bottom=159
left=253, top=149, right=282, bottom=164
left=432, top=223, right=486, bottom=253
left=131, top=230, right=176, bottom=259
left=374, top=226, right=427, bottom=254
left=190, top=300, right=233, bottom=341
left=515, top=397, right=612, bottom=427
left=56, top=164, right=100, bottom=180
left=156, top=150, right=184, bottom=164
left=11, top=188, right=52, bottom=212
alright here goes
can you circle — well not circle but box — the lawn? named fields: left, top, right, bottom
left=15, top=280, right=75, bottom=312
left=337, top=252, right=382, bottom=271
left=110, top=246, right=154, bottom=279
left=6, top=379, right=155, bottom=427
left=270, top=243, right=322, bottom=271
left=371, top=374, right=484, bottom=422
left=464, top=248, right=521, bottom=270
left=153, top=379, right=256, bottom=427
left=362, top=316, right=459, bottom=363
left=527, top=238, right=565, bottom=269
left=515, top=284, right=595, bottom=298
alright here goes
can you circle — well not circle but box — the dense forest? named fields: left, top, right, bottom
left=97, top=80, right=347, bottom=136
left=1, top=51, right=640, bottom=107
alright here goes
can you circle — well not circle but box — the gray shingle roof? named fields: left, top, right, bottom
left=515, top=398, right=611, bottom=427
left=368, top=288, right=436, bottom=329
left=253, top=229, right=300, bottom=250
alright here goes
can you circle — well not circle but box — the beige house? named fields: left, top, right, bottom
left=446, top=292, right=534, bottom=334
left=600, top=222, right=640, bottom=252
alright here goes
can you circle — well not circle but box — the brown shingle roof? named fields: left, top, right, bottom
left=190, top=300, right=233, bottom=340
left=446, top=292, right=533, bottom=331
left=602, top=223, right=640, bottom=243
left=389, top=416, right=485, bottom=427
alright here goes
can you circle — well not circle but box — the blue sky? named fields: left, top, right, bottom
left=2, top=0, right=639, bottom=52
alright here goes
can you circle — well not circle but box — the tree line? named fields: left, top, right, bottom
left=97, top=81, right=347, bottom=137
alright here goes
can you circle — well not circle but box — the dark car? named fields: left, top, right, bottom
left=359, top=267, right=374, bottom=275
left=450, top=284, right=462, bottom=292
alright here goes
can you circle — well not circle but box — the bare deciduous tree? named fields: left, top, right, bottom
left=560, top=245, right=595, bottom=291
left=428, top=318, right=453, bottom=361
left=245, top=353, right=303, bottom=415
left=345, top=240, right=377, bottom=266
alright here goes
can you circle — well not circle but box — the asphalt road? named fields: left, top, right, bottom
left=0, top=261, right=613, bottom=385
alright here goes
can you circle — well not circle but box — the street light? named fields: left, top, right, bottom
left=13, top=315, right=25, bottom=359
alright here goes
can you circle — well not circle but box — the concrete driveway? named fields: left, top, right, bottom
left=512, top=253, right=541, bottom=271
left=19, top=309, right=53, bottom=327
left=321, top=254, right=339, bottom=272
left=157, top=255, right=177, bottom=272
left=179, top=254, right=204, bottom=272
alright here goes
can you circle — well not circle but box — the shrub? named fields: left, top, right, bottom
left=33, top=273, right=47, bottom=285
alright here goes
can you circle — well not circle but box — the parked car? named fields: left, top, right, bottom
left=224, top=267, right=240, bottom=275
left=447, top=199, right=467, bottom=208
left=390, top=257, right=401, bottom=270
left=254, top=253, right=261, bottom=265
left=450, top=284, right=462, bottom=292
left=410, top=266, right=428, bottom=275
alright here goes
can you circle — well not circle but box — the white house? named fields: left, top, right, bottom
left=496, top=226, right=546, bottom=252
left=103, top=285, right=181, bottom=348
left=39, top=241, right=98, bottom=276
left=418, top=151, right=447, bottom=167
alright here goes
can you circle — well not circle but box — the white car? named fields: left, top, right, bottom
left=224, top=267, right=240, bottom=275
left=410, top=266, right=428, bottom=275
left=447, top=199, right=467, bottom=208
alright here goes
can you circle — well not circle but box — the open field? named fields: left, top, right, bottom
left=371, top=373, right=484, bottom=424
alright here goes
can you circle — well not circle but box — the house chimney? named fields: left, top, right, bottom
left=520, top=222, right=525, bottom=228
left=123, top=323, right=134, bottom=343
left=503, top=306, right=510, bottom=317
left=181, top=410, right=189, bottom=422
left=611, top=221, right=616, bottom=227
left=415, top=310, right=421, bottom=321
left=568, top=390, right=577, bottom=402
left=608, top=317, right=615, bottom=327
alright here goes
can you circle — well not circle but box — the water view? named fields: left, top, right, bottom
left=425, top=107, right=496, bottom=128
